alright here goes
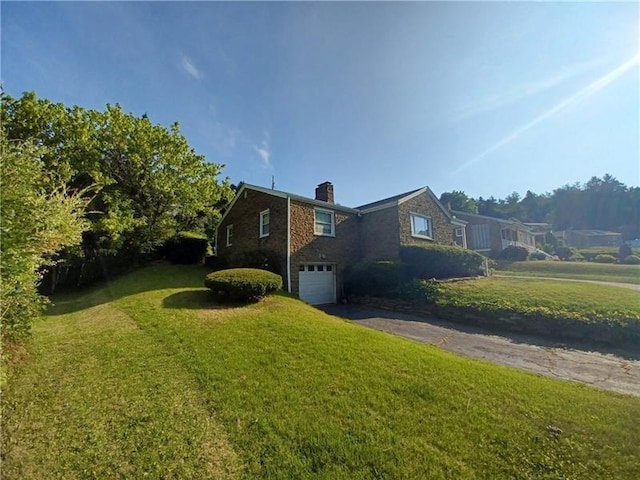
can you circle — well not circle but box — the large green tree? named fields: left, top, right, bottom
left=1, top=129, right=90, bottom=341
left=2, top=92, right=233, bottom=261
left=439, top=190, right=478, bottom=214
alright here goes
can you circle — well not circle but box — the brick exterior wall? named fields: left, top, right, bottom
left=217, top=189, right=288, bottom=280
left=218, top=186, right=459, bottom=302
left=359, top=206, right=401, bottom=261
left=398, top=192, right=456, bottom=246
left=289, top=200, right=360, bottom=296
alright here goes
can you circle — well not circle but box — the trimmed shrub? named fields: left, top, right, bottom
left=593, top=254, right=616, bottom=264
left=400, top=244, right=484, bottom=279
left=555, top=246, right=583, bottom=261
left=619, top=243, right=633, bottom=260
left=497, top=245, right=529, bottom=261
left=396, top=279, right=443, bottom=303
left=622, top=255, right=640, bottom=265
left=204, top=268, right=282, bottom=303
left=344, top=261, right=407, bottom=297
left=165, top=231, right=208, bottom=264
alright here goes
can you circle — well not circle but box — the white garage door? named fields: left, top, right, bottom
left=299, top=264, right=336, bottom=305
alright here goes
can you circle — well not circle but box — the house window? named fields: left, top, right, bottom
left=226, top=224, right=233, bottom=247
left=260, top=209, right=270, bottom=237
left=410, top=213, right=432, bottom=239
left=314, top=209, right=335, bottom=236
left=455, top=228, right=464, bottom=237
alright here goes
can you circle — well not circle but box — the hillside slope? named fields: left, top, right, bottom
left=3, top=264, right=640, bottom=479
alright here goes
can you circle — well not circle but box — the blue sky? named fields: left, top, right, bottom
left=2, top=1, right=638, bottom=207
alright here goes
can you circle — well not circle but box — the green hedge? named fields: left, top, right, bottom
left=622, top=255, right=640, bottom=265
left=204, top=268, right=282, bottom=303
left=165, top=231, right=208, bottom=264
left=497, top=245, right=529, bottom=261
left=594, top=254, right=616, bottom=264
left=399, top=244, right=485, bottom=279
left=344, top=261, right=407, bottom=297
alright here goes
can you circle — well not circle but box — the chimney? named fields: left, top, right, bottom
left=315, top=181, right=334, bottom=203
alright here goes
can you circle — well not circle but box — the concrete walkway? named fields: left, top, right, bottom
left=320, top=304, right=640, bottom=397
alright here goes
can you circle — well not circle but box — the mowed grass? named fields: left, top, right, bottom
left=496, top=260, right=640, bottom=284
left=437, top=277, right=640, bottom=324
left=3, top=264, right=640, bottom=479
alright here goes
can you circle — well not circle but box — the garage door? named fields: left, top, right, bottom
left=299, top=264, right=336, bottom=305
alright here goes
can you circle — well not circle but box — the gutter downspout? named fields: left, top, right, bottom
left=286, top=196, right=292, bottom=293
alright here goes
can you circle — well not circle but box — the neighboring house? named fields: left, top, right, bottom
left=452, top=211, right=536, bottom=255
left=216, top=182, right=464, bottom=304
left=523, top=222, right=553, bottom=246
left=555, top=229, right=623, bottom=248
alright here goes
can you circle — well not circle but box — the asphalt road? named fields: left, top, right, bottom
left=320, top=304, right=640, bottom=397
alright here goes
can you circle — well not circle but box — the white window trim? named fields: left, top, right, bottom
left=410, top=212, right=433, bottom=240
left=455, top=228, right=464, bottom=237
left=259, top=209, right=270, bottom=238
left=314, top=208, right=335, bottom=237
left=226, top=224, right=233, bottom=247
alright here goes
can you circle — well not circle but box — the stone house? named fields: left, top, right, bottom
left=216, top=182, right=465, bottom=304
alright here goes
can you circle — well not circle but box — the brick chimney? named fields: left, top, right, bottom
left=315, top=181, right=334, bottom=203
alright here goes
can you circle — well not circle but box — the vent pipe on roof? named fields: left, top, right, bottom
left=315, top=182, right=334, bottom=203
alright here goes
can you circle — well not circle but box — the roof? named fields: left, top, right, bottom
left=452, top=210, right=533, bottom=230
left=570, top=229, right=621, bottom=236
left=356, top=188, right=423, bottom=211
left=357, top=186, right=454, bottom=222
left=220, top=182, right=456, bottom=224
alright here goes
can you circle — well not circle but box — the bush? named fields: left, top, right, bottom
left=400, top=244, right=484, bottom=279
left=204, top=268, right=282, bottom=303
left=619, top=243, right=633, bottom=260
left=395, top=279, right=442, bottom=303
left=593, top=254, right=616, bottom=264
left=165, top=231, right=208, bottom=264
left=621, top=255, right=640, bottom=265
left=555, top=246, right=583, bottom=261
left=497, top=245, right=529, bottom=261
left=344, top=261, right=407, bottom=297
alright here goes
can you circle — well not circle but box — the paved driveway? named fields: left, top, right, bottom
left=320, top=304, right=640, bottom=397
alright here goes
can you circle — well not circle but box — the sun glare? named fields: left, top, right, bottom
left=453, top=54, right=640, bottom=175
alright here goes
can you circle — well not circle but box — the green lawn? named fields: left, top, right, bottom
left=438, top=277, right=640, bottom=322
left=3, top=264, right=640, bottom=479
left=495, top=260, right=640, bottom=284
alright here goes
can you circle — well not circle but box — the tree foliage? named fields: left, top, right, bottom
left=1, top=129, right=90, bottom=341
left=439, top=190, right=478, bottom=214
left=470, top=175, right=638, bottom=239
left=2, top=92, right=234, bottom=288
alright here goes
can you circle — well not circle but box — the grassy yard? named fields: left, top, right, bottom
left=3, top=264, right=640, bottom=479
left=495, top=260, right=640, bottom=284
left=438, top=277, right=640, bottom=323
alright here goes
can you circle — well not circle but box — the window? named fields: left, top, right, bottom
left=226, top=224, right=233, bottom=247
left=470, top=224, right=490, bottom=250
left=260, top=209, right=270, bottom=237
left=314, top=209, right=335, bottom=236
left=410, top=213, right=432, bottom=239
left=455, top=228, right=464, bottom=237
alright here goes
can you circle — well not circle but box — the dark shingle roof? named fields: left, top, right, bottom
left=356, top=188, right=423, bottom=210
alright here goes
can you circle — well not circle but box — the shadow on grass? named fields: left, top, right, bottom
left=162, top=290, right=230, bottom=310
left=46, top=263, right=214, bottom=316
left=320, top=304, right=640, bottom=361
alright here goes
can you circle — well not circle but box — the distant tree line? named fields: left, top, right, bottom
left=440, top=175, right=640, bottom=240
